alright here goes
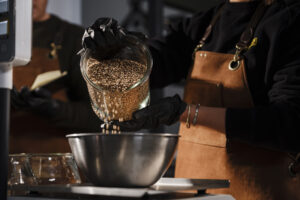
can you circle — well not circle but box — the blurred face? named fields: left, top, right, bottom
left=32, top=0, right=49, bottom=22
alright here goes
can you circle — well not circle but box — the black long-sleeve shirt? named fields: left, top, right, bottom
left=33, top=15, right=101, bottom=132
left=147, top=0, right=300, bottom=153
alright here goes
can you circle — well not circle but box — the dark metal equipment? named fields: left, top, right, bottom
left=0, top=0, right=32, bottom=199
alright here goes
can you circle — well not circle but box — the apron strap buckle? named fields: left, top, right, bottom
left=229, top=44, right=248, bottom=71
left=192, top=43, right=204, bottom=60
left=234, top=44, right=248, bottom=61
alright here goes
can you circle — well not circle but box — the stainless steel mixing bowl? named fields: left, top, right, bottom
left=66, top=133, right=179, bottom=187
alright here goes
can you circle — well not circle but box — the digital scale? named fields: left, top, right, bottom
left=8, top=178, right=234, bottom=200
left=0, top=0, right=32, bottom=200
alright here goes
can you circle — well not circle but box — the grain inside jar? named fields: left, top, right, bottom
left=86, top=57, right=150, bottom=133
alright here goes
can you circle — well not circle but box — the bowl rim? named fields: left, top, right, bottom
left=66, top=132, right=180, bottom=138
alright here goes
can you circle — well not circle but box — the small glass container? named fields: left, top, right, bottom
left=8, top=154, right=37, bottom=186
left=80, top=35, right=153, bottom=123
left=29, top=153, right=81, bottom=185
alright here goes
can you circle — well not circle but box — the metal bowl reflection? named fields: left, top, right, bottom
left=66, top=133, right=179, bottom=187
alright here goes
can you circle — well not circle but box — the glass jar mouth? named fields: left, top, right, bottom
left=80, top=36, right=153, bottom=92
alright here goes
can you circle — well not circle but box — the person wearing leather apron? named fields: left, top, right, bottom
left=82, top=0, right=300, bottom=199
left=10, top=0, right=101, bottom=153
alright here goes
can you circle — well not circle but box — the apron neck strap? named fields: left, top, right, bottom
left=199, top=4, right=225, bottom=48
left=193, top=4, right=225, bottom=57
left=234, top=1, right=269, bottom=61
left=193, top=1, right=270, bottom=59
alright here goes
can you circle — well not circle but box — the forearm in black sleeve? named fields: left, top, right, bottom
left=226, top=12, right=300, bottom=153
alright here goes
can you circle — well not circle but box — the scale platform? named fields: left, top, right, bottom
left=8, top=178, right=234, bottom=200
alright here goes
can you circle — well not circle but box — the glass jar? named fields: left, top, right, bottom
left=29, top=153, right=81, bottom=185
left=8, top=154, right=37, bottom=186
left=80, top=35, right=153, bottom=123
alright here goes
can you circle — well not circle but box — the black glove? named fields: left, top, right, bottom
left=82, top=18, right=148, bottom=59
left=82, top=18, right=127, bottom=58
left=11, top=87, right=27, bottom=110
left=113, top=94, right=187, bottom=131
left=18, top=87, right=61, bottom=118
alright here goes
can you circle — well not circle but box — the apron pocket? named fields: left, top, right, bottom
left=184, top=78, right=223, bottom=107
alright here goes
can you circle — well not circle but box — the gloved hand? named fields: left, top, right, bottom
left=113, top=94, right=187, bottom=131
left=11, top=87, right=27, bottom=110
left=18, top=87, right=61, bottom=118
left=82, top=18, right=148, bottom=59
left=82, top=18, right=127, bottom=58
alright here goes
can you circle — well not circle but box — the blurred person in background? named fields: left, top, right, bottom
left=10, top=0, right=101, bottom=153
left=82, top=0, right=300, bottom=199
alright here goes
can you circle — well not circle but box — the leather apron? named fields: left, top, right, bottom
left=175, top=3, right=300, bottom=200
left=10, top=45, right=70, bottom=153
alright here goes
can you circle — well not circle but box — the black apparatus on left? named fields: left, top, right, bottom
left=0, top=0, right=32, bottom=199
